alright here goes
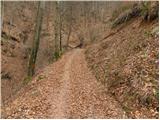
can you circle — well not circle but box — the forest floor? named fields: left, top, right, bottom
left=2, top=49, right=127, bottom=119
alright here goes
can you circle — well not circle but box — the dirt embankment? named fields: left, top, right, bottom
left=85, top=17, right=158, bottom=118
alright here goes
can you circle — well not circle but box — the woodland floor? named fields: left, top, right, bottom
left=2, top=49, right=127, bottom=119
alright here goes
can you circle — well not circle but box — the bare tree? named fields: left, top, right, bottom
left=54, top=1, right=60, bottom=59
left=1, top=1, right=5, bottom=30
left=28, top=1, right=45, bottom=76
left=66, top=4, right=73, bottom=48
left=59, top=1, right=63, bottom=52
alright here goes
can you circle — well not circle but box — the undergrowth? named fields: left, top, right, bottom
left=110, top=5, right=132, bottom=22
left=23, top=76, right=32, bottom=85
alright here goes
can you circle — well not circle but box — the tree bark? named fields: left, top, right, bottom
left=59, top=2, right=62, bottom=52
left=1, top=1, right=4, bottom=30
left=66, top=5, right=72, bottom=48
left=54, top=1, right=59, bottom=59
left=28, top=1, right=44, bottom=77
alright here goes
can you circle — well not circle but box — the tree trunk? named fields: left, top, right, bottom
left=28, top=1, right=44, bottom=77
left=66, top=5, right=72, bottom=48
left=59, top=3, right=62, bottom=52
left=1, top=1, right=4, bottom=30
left=54, top=1, right=59, bottom=59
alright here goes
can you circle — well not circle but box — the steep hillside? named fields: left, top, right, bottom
left=85, top=17, right=158, bottom=118
left=2, top=2, right=36, bottom=104
left=1, top=2, right=55, bottom=104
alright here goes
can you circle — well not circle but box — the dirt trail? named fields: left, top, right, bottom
left=2, top=49, right=127, bottom=119
left=48, top=50, right=77, bottom=118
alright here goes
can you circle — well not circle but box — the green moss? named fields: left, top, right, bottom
left=122, top=105, right=132, bottom=113
left=37, top=75, right=45, bottom=81
left=144, top=30, right=152, bottom=37
left=141, top=2, right=150, bottom=17
left=23, top=76, right=32, bottom=85
left=54, top=51, right=60, bottom=60
left=154, top=89, right=159, bottom=100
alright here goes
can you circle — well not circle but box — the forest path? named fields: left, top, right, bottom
left=2, top=49, right=127, bottom=119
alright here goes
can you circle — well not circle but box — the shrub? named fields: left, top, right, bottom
left=141, top=2, right=150, bottom=20
left=141, top=1, right=159, bottom=21
left=112, top=4, right=141, bottom=28
left=110, top=5, right=132, bottom=22
left=54, top=51, right=60, bottom=60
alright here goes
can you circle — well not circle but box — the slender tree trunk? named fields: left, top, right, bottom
left=66, top=23, right=71, bottom=47
left=47, top=3, right=50, bottom=31
left=1, top=1, right=4, bottom=30
left=59, top=3, right=62, bottom=52
left=66, top=5, right=72, bottom=48
left=94, top=2, right=97, bottom=23
left=83, top=3, right=87, bottom=29
left=54, top=1, right=59, bottom=58
left=28, top=1, right=44, bottom=77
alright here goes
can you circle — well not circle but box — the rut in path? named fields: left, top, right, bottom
left=2, top=49, right=127, bottom=119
